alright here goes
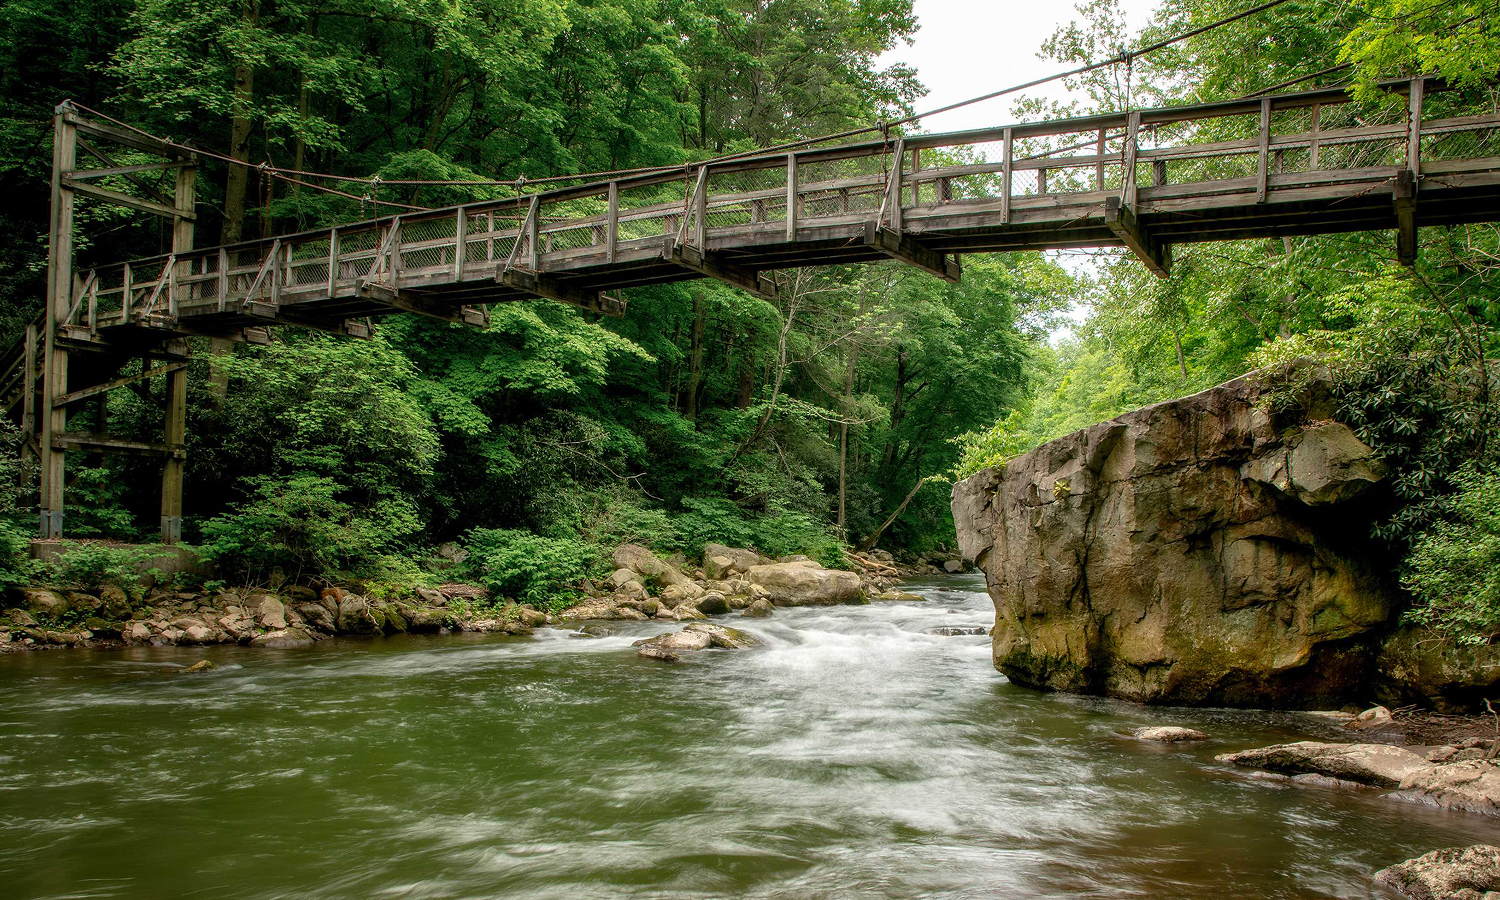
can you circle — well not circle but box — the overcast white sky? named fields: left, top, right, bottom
left=880, top=0, right=1164, bottom=133
left=880, top=0, right=1164, bottom=302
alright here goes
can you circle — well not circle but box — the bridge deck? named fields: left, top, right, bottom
left=34, top=77, right=1500, bottom=351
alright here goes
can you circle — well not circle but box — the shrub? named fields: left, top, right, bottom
left=1402, top=465, right=1500, bottom=643
left=48, top=541, right=158, bottom=594
left=200, top=475, right=420, bottom=584
left=463, top=528, right=600, bottom=607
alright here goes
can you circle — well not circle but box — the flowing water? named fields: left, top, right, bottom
left=3, top=573, right=1499, bottom=899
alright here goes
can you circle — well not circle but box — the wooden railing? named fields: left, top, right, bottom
left=55, top=77, right=1500, bottom=333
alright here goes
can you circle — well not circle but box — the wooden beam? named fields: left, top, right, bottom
left=54, top=361, right=188, bottom=408
left=356, top=283, right=487, bottom=327
left=1394, top=169, right=1417, bottom=266
left=866, top=224, right=961, bottom=282
left=498, top=268, right=624, bottom=317
left=53, top=433, right=186, bottom=459
left=1103, top=196, right=1171, bottom=278
left=662, top=240, right=778, bottom=300
left=64, top=179, right=194, bottom=220
left=243, top=301, right=372, bottom=338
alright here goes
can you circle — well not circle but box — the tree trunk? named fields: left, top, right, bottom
left=881, top=347, right=907, bottom=469
left=859, top=476, right=925, bottom=551
left=211, top=0, right=258, bottom=409
left=837, top=343, right=859, bottom=535
left=684, top=291, right=706, bottom=421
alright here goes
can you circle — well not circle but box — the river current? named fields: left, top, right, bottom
left=3, top=573, right=1498, bottom=899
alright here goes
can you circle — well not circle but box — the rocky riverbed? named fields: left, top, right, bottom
left=0, top=542, right=958, bottom=654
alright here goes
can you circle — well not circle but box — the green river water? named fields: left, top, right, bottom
left=2, top=573, right=1498, bottom=899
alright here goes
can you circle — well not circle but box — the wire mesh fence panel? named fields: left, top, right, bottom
left=704, top=164, right=788, bottom=231
left=286, top=236, right=330, bottom=289
left=397, top=215, right=458, bottom=275
left=1423, top=123, right=1500, bottom=163
left=464, top=209, right=521, bottom=268
left=335, top=228, right=381, bottom=281
left=537, top=194, right=610, bottom=257
left=616, top=179, right=690, bottom=244
left=795, top=152, right=888, bottom=222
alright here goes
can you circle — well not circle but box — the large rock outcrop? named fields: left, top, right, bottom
left=952, top=367, right=1398, bottom=707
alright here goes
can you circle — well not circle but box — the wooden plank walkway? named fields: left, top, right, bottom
left=32, top=77, right=1500, bottom=349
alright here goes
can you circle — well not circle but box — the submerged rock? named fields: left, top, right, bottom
left=1134, top=726, right=1209, bottom=743
left=685, top=622, right=759, bottom=649
left=637, top=646, right=681, bottom=663
left=180, top=659, right=217, bottom=674
left=1376, top=845, right=1500, bottom=900
left=874, top=590, right=925, bottom=602
left=1217, top=741, right=1430, bottom=788
left=930, top=626, right=987, bottom=636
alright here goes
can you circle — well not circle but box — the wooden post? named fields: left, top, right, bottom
left=888, top=137, right=905, bottom=232
left=160, top=153, right=195, bottom=542
left=1256, top=97, right=1271, bottom=204
left=606, top=182, right=619, bottom=263
left=39, top=109, right=76, bottom=538
left=326, top=228, right=339, bottom=294
left=693, top=167, right=708, bottom=248
left=1037, top=168, right=1048, bottom=196
left=1096, top=127, right=1107, bottom=190
left=218, top=247, right=229, bottom=312
left=454, top=207, right=467, bottom=280
left=526, top=196, right=540, bottom=269
left=1309, top=103, right=1321, bottom=170
left=1408, top=77, right=1425, bottom=182
left=785, top=153, right=799, bottom=241
left=21, top=323, right=36, bottom=461
left=1152, top=159, right=1166, bottom=187
left=388, top=217, right=402, bottom=285
left=910, top=147, right=920, bottom=206
left=1001, top=127, right=1013, bottom=224
left=1123, top=111, right=1141, bottom=208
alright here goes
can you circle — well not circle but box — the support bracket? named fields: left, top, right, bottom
left=865, top=223, right=961, bottom=282
left=243, top=301, right=372, bottom=338
left=1104, top=196, right=1171, bottom=279
left=662, top=238, right=778, bottom=300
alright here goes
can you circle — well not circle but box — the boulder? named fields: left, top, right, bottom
left=250, top=627, right=316, bottom=649
left=660, top=581, right=706, bottom=607
left=695, top=592, right=730, bottom=615
left=704, top=555, right=736, bottom=580
left=1216, top=741, right=1432, bottom=788
left=637, top=646, right=681, bottom=663
left=254, top=595, right=287, bottom=630
left=517, top=608, right=548, bottom=627
left=7, top=609, right=37, bottom=627
left=98, top=584, right=133, bottom=619
left=124, top=622, right=151, bottom=643
left=336, top=596, right=380, bottom=634
left=874, top=590, right=925, bottom=602
left=1134, top=726, right=1209, bottom=743
left=1376, top=845, right=1500, bottom=900
left=1348, top=705, right=1398, bottom=733
left=180, top=660, right=217, bottom=674
left=615, top=581, right=649, bottom=602
left=613, top=544, right=692, bottom=588
left=294, top=603, right=334, bottom=633
left=635, top=629, right=714, bottom=652
left=685, top=621, right=759, bottom=649
left=930, top=626, right=987, bottom=636
left=415, top=586, right=446, bottom=606
left=943, top=559, right=964, bottom=573
left=180, top=624, right=215, bottom=645
left=1393, top=761, right=1500, bottom=817
left=702, top=544, right=766, bottom=575
left=605, top=568, right=639, bottom=590
left=742, top=597, right=775, bottom=618
left=22, top=588, right=66, bottom=618
left=951, top=365, right=1398, bottom=708
left=672, top=604, right=707, bottom=621
left=746, top=562, right=863, bottom=606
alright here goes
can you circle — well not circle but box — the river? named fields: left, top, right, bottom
left=2, top=573, right=1497, bottom=899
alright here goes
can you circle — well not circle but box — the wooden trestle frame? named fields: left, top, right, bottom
left=7, top=77, right=1500, bottom=541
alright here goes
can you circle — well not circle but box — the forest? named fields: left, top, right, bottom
left=1, top=0, right=1498, bottom=640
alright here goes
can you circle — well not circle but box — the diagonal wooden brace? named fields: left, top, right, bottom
left=865, top=223, right=961, bottom=282
left=1104, top=196, right=1171, bottom=279
left=662, top=238, right=778, bottom=300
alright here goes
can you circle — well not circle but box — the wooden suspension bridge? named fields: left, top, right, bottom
left=5, top=76, right=1500, bottom=541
